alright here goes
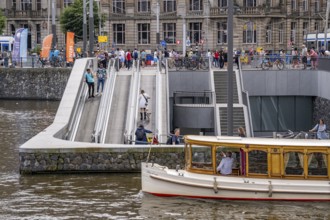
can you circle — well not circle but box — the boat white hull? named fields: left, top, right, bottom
left=141, top=163, right=330, bottom=201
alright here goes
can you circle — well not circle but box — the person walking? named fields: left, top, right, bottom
left=139, top=89, right=150, bottom=120
left=309, top=119, right=328, bottom=139
left=126, top=49, right=132, bottom=70
left=135, top=124, right=152, bottom=145
left=96, top=63, right=106, bottom=95
left=85, top=68, right=95, bottom=98
left=301, top=44, right=308, bottom=70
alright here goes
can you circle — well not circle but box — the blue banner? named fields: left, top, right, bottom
left=20, top=29, right=28, bottom=62
left=12, top=28, right=24, bottom=63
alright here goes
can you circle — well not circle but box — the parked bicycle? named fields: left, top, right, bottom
left=261, top=57, right=285, bottom=70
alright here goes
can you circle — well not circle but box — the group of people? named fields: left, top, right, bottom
left=84, top=62, right=107, bottom=98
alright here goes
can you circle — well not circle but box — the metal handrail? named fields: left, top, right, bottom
left=65, top=58, right=95, bottom=141
left=237, top=58, right=254, bottom=137
left=92, top=59, right=115, bottom=143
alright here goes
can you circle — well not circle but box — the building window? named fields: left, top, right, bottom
left=303, top=22, right=309, bottom=38
left=189, top=22, right=202, bottom=44
left=36, top=0, right=41, bottom=10
left=314, top=0, right=320, bottom=14
left=36, top=24, right=41, bottom=44
left=218, top=0, right=227, bottom=7
left=21, top=0, right=31, bottom=10
left=64, top=0, right=74, bottom=7
left=113, top=24, right=125, bottom=44
left=307, top=153, right=328, bottom=176
left=291, top=0, right=297, bottom=11
left=113, top=0, right=125, bottom=13
left=138, top=23, right=150, bottom=44
left=302, top=0, right=308, bottom=11
left=278, top=23, right=284, bottom=44
left=245, top=0, right=257, bottom=7
left=138, top=0, right=150, bottom=12
left=12, top=0, right=17, bottom=10
left=163, top=23, right=176, bottom=44
left=243, top=22, right=256, bottom=44
left=290, top=22, right=297, bottom=45
left=314, top=22, right=320, bottom=32
left=163, top=0, right=176, bottom=12
left=190, top=0, right=203, bottom=11
left=217, top=22, right=227, bottom=44
left=11, top=24, right=15, bottom=36
left=266, top=23, right=272, bottom=44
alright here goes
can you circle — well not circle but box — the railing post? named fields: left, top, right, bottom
left=20, top=57, right=22, bottom=68
left=32, top=56, right=35, bottom=68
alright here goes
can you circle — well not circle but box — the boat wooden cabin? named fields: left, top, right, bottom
left=185, top=135, right=330, bottom=180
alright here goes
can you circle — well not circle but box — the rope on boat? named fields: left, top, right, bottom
left=146, top=145, right=152, bottom=163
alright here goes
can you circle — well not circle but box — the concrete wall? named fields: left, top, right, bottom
left=19, top=147, right=185, bottom=174
left=243, top=70, right=330, bottom=100
left=0, top=68, right=71, bottom=100
left=168, top=70, right=211, bottom=97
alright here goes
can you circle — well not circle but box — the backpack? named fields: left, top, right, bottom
left=166, top=136, right=172, bottom=145
left=133, top=51, right=138, bottom=59
left=136, top=128, right=145, bottom=141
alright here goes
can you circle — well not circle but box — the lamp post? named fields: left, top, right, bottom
left=83, top=0, right=87, bottom=57
left=95, top=0, right=102, bottom=36
left=51, top=0, right=56, bottom=49
left=89, top=0, right=94, bottom=57
left=227, top=0, right=234, bottom=136
left=156, top=0, right=160, bottom=47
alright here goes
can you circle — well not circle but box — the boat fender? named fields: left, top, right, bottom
left=268, top=181, right=273, bottom=197
left=213, top=177, right=218, bottom=194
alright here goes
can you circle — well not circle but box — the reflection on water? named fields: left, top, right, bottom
left=0, top=100, right=329, bottom=219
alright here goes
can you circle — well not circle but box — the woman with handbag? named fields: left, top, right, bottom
left=139, top=89, right=150, bottom=120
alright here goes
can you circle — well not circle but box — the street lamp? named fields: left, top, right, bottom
left=227, top=0, right=234, bottom=136
left=95, top=0, right=102, bottom=36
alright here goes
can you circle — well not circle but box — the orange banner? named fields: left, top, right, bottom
left=40, top=34, right=53, bottom=59
left=66, top=32, right=75, bottom=63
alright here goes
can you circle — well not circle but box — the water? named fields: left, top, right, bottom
left=0, top=100, right=329, bottom=220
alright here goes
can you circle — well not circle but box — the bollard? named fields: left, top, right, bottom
left=4, top=57, right=8, bottom=68
left=32, top=56, right=34, bottom=68
left=20, top=57, right=23, bottom=68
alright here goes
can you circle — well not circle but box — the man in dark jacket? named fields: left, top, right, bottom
left=135, top=124, right=152, bottom=145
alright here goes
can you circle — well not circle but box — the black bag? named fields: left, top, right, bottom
left=166, top=136, right=172, bottom=145
left=136, top=129, right=145, bottom=141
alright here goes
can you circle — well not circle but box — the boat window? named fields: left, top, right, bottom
left=307, top=153, right=328, bottom=176
left=248, top=150, right=267, bottom=174
left=191, top=145, right=212, bottom=170
left=216, top=147, right=241, bottom=175
left=284, top=152, right=304, bottom=175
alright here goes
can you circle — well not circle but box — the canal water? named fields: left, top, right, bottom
left=0, top=100, right=329, bottom=220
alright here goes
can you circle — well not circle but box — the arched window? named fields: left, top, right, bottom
left=307, top=152, right=328, bottom=176
left=284, top=152, right=304, bottom=175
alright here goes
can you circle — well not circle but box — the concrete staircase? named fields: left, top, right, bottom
left=213, top=71, right=239, bottom=104
left=213, top=71, right=247, bottom=136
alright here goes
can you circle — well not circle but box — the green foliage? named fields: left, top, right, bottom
left=0, top=11, right=6, bottom=35
left=30, top=45, right=42, bottom=55
left=59, top=0, right=104, bottom=42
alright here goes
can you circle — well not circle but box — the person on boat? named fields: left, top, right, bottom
left=309, top=119, right=329, bottom=139
left=238, top=127, right=246, bottom=137
left=135, top=124, right=152, bottom=145
left=216, top=152, right=234, bottom=175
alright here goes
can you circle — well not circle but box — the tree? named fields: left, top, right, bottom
left=0, top=11, right=6, bottom=35
left=60, top=0, right=104, bottom=42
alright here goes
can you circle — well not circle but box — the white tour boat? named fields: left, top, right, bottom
left=142, top=135, right=330, bottom=201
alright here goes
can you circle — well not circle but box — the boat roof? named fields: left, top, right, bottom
left=184, top=135, right=330, bottom=147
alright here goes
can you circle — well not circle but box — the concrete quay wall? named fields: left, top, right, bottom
left=19, top=147, right=185, bottom=174
left=0, top=68, right=70, bottom=100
